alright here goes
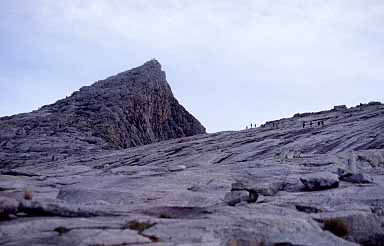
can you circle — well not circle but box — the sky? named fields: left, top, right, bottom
left=0, top=0, right=383, bottom=132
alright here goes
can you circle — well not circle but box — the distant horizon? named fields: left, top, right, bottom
left=1, top=1, right=384, bottom=132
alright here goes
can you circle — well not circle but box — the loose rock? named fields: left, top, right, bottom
left=168, top=165, right=186, bottom=172
left=224, top=190, right=257, bottom=206
left=0, top=196, right=19, bottom=217
left=340, top=173, right=374, bottom=184
left=300, top=172, right=339, bottom=191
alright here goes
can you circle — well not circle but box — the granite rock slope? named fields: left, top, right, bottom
left=0, top=60, right=206, bottom=168
left=1, top=102, right=384, bottom=245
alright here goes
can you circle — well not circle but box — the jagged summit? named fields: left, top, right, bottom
left=142, top=58, right=162, bottom=68
left=68, top=59, right=168, bottom=98
left=109, top=59, right=164, bottom=82
left=0, top=60, right=206, bottom=168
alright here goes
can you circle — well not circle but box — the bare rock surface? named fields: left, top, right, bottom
left=1, top=63, right=384, bottom=245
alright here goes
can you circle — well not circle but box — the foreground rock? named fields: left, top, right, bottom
left=0, top=197, right=19, bottom=217
left=340, top=173, right=374, bottom=184
left=224, top=190, right=258, bottom=206
left=300, top=172, right=340, bottom=191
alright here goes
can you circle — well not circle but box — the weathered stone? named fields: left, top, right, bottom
left=231, top=181, right=283, bottom=196
left=313, top=211, right=384, bottom=245
left=19, top=200, right=119, bottom=217
left=340, top=173, right=374, bottom=184
left=0, top=196, right=19, bottom=216
left=253, top=182, right=285, bottom=196
left=295, top=205, right=322, bottom=213
left=355, top=150, right=384, bottom=168
left=224, top=190, right=254, bottom=206
left=300, top=172, right=339, bottom=191
left=168, top=165, right=186, bottom=172
left=231, top=181, right=249, bottom=191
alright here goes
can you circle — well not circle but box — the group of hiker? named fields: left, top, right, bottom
left=245, top=119, right=326, bottom=130
left=302, top=120, right=325, bottom=128
left=245, top=123, right=257, bottom=130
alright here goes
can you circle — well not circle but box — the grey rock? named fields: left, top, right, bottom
left=19, top=199, right=120, bottom=217
left=66, top=229, right=152, bottom=246
left=0, top=196, right=19, bottom=216
left=224, top=190, right=257, bottom=206
left=295, top=204, right=322, bottom=213
left=252, top=182, right=285, bottom=196
left=333, top=105, right=348, bottom=111
left=340, top=173, right=374, bottom=184
left=168, top=165, right=186, bottom=172
left=232, top=181, right=284, bottom=196
left=300, top=172, right=339, bottom=191
left=355, top=150, right=384, bottom=168
left=313, top=210, right=384, bottom=245
left=231, top=181, right=249, bottom=191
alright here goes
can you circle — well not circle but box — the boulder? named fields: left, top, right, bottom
left=0, top=196, right=19, bottom=216
left=231, top=181, right=249, bottom=191
left=340, top=173, right=374, bottom=184
left=168, top=165, right=187, bottom=172
left=300, top=172, right=339, bottom=191
left=231, top=181, right=284, bottom=196
left=252, top=182, right=285, bottom=196
left=224, top=190, right=258, bottom=206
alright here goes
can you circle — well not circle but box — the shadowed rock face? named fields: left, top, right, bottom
left=0, top=59, right=206, bottom=168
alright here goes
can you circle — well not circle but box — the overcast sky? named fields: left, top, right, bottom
left=1, top=1, right=383, bottom=132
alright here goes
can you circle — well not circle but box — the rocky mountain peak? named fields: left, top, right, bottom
left=83, top=58, right=168, bottom=95
left=0, top=60, right=206, bottom=168
left=142, top=58, right=162, bottom=68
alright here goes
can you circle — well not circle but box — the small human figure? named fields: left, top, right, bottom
left=303, top=122, right=305, bottom=128
left=52, top=156, right=55, bottom=161
left=310, top=122, right=313, bottom=127
left=251, top=123, right=253, bottom=128
left=318, top=121, right=321, bottom=126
